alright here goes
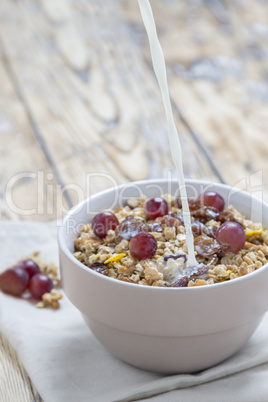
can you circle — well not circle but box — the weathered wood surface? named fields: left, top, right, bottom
left=0, top=0, right=267, bottom=400
left=0, top=335, right=41, bottom=402
left=122, top=0, right=268, bottom=194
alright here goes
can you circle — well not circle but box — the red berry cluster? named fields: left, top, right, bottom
left=0, top=260, right=53, bottom=300
left=91, top=198, right=169, bottom=260
left=90, top=192, right=246, bottom=264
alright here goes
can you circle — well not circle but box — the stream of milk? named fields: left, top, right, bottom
left=137, top=0, right=198, bottom=269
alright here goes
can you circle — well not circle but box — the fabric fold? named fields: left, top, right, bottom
left=0, top=221, right=268, bottom=402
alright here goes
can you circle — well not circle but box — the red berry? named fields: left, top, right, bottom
left=144, top=197, right=169, bottom=220
left=0, top=268, right=29, bottom=296
left=199, top=191, right=225, bottom=212
left=29, top=273, right=53, bottom=300
left=92, top=212, right=119, bottom=238
left=216, top=221, right=246, bottom=253
left=130, top=232, right=157, bottom=260
left=16, top=259, right=40, bottom=278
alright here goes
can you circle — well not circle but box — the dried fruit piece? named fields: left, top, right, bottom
left=176, top=197, right=201, bottom=211
left=161, top=215, right=182, bottom=229
left=191, top=221, right=217, bottom=238
left=147, top=222, right=163, bottom=232
left=217, top=211, right=245, bottom=228
left=115, top=216, right=148, bottom=241
left=194, top=235, right=221, bottom=257
left=172, top=276, right=189, bottom=287
left=104, top=254, right=126, bottom=264
left=246, top=230, right=263, bottom=238
left=130, top=232, right=157, bottom=260
left=163, top=254, right=187, bottom=262
left=92, top=212, right=119, bottom=238
left=192, top=207, right=219, bottom=223
left=190, top=264, right=209, bottom=278
left=204, top=225, right=218, bottom=239
left=87, top=262, right=109, bottom=276
left=0, top=268, right=29, bottom=296
left=169, top=212, right=184, bottom=223
left=191, top=221, right=207, bottom=237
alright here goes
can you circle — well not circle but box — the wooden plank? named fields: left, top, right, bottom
left=0, top=0, right=219, bottom=211
left=170, top=78, right=268, bottom=199
left=121, top=0, right=268, bottom=200
left=0, top=334, right=41, bottom=402
left=0, top=58, right=64, bottom=221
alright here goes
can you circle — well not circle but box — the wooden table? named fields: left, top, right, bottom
left=0, top=0, right=267, bottom=400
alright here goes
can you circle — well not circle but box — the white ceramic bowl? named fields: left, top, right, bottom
left=58, top=179, right=268, bottom=374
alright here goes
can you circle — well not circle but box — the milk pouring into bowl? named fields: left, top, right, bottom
left=137, top=0, right=198, bottom=271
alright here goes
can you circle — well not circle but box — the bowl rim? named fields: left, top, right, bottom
left=58, top=178, right=268, bottom=292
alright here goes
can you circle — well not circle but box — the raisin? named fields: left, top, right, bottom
left=190, top=264, right=209, bottom=278
left=176, top=197, right=201, bottom=211
left=147, top=222, right=163, bottom=232
left=204, top=225, right=218, bottom=238
left=191, top=221, right=207, bottom=237
left=87, top=263, right=109, bottom=276
left=172, top=276, right=189, bottom=287
left=192, top=206, right=219, bottom=223
left=217, top=211, right=246, bottom=228
left=164, top=254, right=187, bottom=262
left=169, top=212, right=184, bottom=224
left=194, top=235, right=221, bottom=257
left=191, top=221, right=217, bottom=238
left=115, top=216, right=148, bottom=241
left=161, top=214, right=183, bottom=229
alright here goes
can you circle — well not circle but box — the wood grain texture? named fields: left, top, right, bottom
left=0, top=0, right=219, bottom=213
left=0, top=334, right=41, bottom=402
left=0, top=0, right=267, bottom=401
left=122, top=0, right=268, bottom=199
left=0, top=57, right=63, bottom=221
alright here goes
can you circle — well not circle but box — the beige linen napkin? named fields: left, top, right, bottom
left=1, top=221, right=268, bottom=402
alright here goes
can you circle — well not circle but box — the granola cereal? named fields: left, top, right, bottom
left=0, top=252, right=63, bottom=308
left=74, top=194, right=268, bottom=287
